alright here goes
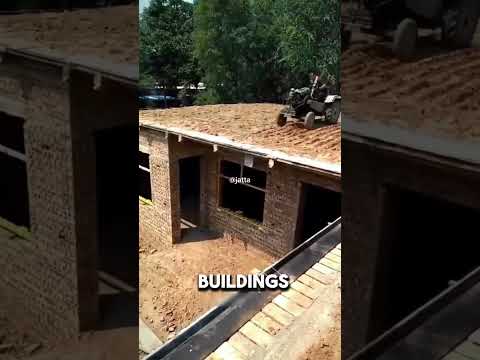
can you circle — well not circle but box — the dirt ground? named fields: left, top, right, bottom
left=0, top=310, right=42, bottom=359
left=0, top=5, right=137, bottom=65
left=300, top=308, right=341, bottom=360
left=140, top=104, right=341, bottom=165
left=0, top=308, right=137, bottom=360
left=139, top=233, right=276, bottom=343
left=342, top=33, right=480, bottom=140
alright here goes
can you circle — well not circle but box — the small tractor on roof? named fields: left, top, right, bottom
left=277, top=76, right=341, bottom=130
left=342, top=0, right=480, bottom=59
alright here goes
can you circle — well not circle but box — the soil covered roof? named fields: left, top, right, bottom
left=0, top=5, right=137, bottom=78
left=342, top=44, right=480, bottom=142
left=140, top=104, right=341, bottom=170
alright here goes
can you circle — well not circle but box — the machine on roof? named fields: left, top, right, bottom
left=342, top=0, right=480, bottom=59
left=276, top=76, right=341, bottom=130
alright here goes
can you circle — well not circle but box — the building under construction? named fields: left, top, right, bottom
left=139, top=104, right=341, bottom=258
left=342, top=42, right=480, bottom=358
left=0, top=5, right=138, bottom=343
left=139, top=104, right=342, bottom=359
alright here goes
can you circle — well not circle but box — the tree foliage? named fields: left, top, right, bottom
left=140, top=0, right=340, bottom=102
left=193, top=0, right=340, bottom=104
left=273, top=0, right=340, bottom=89
left=140, top=0, right=200, bottom=88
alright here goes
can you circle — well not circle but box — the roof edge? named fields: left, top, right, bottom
left=1, top=45, right=138, bottom=85
left=343, top=115, right=480, bottom=167
left=140, top=122, right=341, bottom=176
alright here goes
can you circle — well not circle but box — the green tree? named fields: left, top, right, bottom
left=193, top=0, right=255, bottom=104
left=192, top=0, right=340, bottom=104
left=140, top=0, right=200, bottom=88
left=273, top=0, right=341, bottom=89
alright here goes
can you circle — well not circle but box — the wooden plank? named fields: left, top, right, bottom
left=272, top=294, right=305, bottom=317
left=290, top=280, right=318, bottom=299
left=319, top=257, right=341, bottom=271
left=251, top=312, right=283, bottom=336
left=228, top=332, right=264, bottom=358
left=282, top=287, right=313, bottom=308
left=204, top=352, right=222, bottom=360
left=297, top=274, right=324, bottom=289
left=99, top=271, right=136, bottom=292
left=262, top=303, right=295, bottom=327
left=455, top=341, right=480, bottom=360
left=313, top=262, right=336, bottom=275
left=213, top=342, right=246, bottom=360
left=325, top=252, right=341, bottom=263
left=324, top=256, right=342, bottom=270
left=305, top=268, right=333, bottom=285
left=239, top=321, right=274, bottom=349
left=325, top=253, right=342, bottom=264
left=0, top=217, right=31, bottom=240
left=331, top=248, right=342, bottom=257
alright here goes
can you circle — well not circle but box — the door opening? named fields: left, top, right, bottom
left=295, top=183, right=341, bottom=246
left=368, top=186, right=480, bottom=340
left=179, top=156, right=201, bottom=239
left=95, top=125, right=138, bottom=329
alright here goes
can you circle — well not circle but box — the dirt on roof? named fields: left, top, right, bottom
left=0, top=5, right=137, bottom=65
left=140, top=104, right=341, bottom=165
left=342, top=44, right=480, bottom=141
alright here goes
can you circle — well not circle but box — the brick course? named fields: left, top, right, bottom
left=139, top=128, right=341, bottom=257
left=0, top=59, right=79, bottom=342
left=0, top=57, right=137, bottom=342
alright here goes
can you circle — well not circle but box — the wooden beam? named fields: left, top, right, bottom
left=0, top=144, right=25, bottom=162
left=0, top=95, right=26, bottom=118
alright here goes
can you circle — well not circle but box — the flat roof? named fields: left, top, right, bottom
left=342, top=44, right=480, bottom=164
left=0, top=5, right=138, bottom=82
left=139, top=104, right=341, bottom=174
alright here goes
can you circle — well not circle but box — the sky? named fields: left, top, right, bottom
left=140, top=0, right=193, bottom=13
left=139, top=0, right=149, bottom=12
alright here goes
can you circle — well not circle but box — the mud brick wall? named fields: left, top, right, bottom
left=70, top=71, right=138, bottom=331
left=0, top=57, right=137, bottom=342
left=342, top=138, right=480, bottom=357
left=139, top=129, right=178, bottom=248
left=0, top=57, right=79, bottom=342
left=140, top=128, right=341, bottom=258
left=206, top=150, right=340, bottom=257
